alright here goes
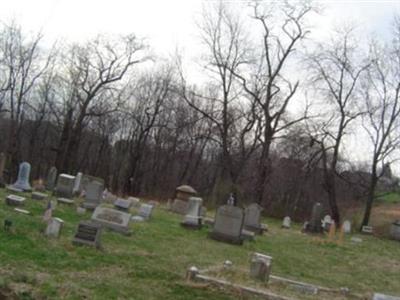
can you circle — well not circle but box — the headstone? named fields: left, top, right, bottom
left=282, top=216, right=291, bottom=229
left=80, top=175, right=105, bottom=193
left=209, top=205, right=244, bottom=245
left=55, top=174, right=75, bottom=198
left=249, top=253, right=272, bottom=282
left=6, top=185, right=23, bottom=193
left=46, top=167, right=57, bottom=191
left=181, top=197, right=203, bottom=229
left=342, top=220, right=351, bottom=234
left=361, top=225, right=373, bottom=234
left=373, top=293, right=400, bottom=300
left=45, top=217, right=64, bottom=238
left=32, top=192, right=48, bottom=200
left=114, top=198, right=132, bottom=212
left=82, top=181, right=104, bottom=209
left=322, top=215, right=332, bottom=230
left=73, top=221, right=102, bottom=249
left=390, top=220, right=400, bottom=241
left=57, top=197, right=74, bottom=205
left=290, top=284, right=319, bottom=295
left=12, top=162, right=32, bottom=191
left=244, top=203, right=264, bottom=234
left=73, top=172, right=83, bottom=195
left=131, top=204, right=154, bottom=222
left=307, top=202, right=323, bottom=233
left=201, top=206, right=207, bottom=217
left=170, top=199, right=189, bottom=215
left=91, top=207, right=131, bottom=234
left=6, top=194, right=26, bottom=206
left=0, top=152, right=6, bottom=187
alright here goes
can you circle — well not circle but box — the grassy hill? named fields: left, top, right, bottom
left=0, top=188, right=399, bottom=299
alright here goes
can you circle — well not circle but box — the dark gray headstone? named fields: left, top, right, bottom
left=244, top=203, right=263, bottom=234
left=46, top=167, right=57, bottom=191
left=83, top=181, right=103, bottom=209
left=55, top=174, right=75, bottom=198
left=12, top=162, right=32, bottom=191
left=209, top=205, right=244, bottom=245
left=73, top=221, right=102, bottom=249
left=308, top=202, right=323, bottom=233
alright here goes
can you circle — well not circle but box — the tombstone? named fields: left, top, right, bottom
left=390, top=220, right=400, bottom=241
left=373, top=293, right=400, bottom=300
left=45, top=167, right=57, bottom=191
left=57, top=197, right=74, bottom=205
left=14, top=208, right=30, bottom=215
left=127, top=197, right=140, bottom=208
left=0, top=152, right=6, bottom=187
left=170, top=199, right=189, bottom=215
left=362, top=225, right=373, bottom=235
left=322, top=215, right=333, bottom=231
left=131, top=204, right=154, bottom=222
left=6, top=185, right=23, bottom=193
left=307, top=202, right=323, bottom=233
left=181, top=197, right=203, bottom=229
left=244, top=203, right=264, bottom=234
left=12, top=162, right=32, bottom=191
left=282, top=216, right=291, bottom=229
left=6, top=194, right=26, bottom=206
left=209, top=205, right=245, bottom=245
left=32, top=192, right=48, bottom=200
left=80, top=175, right=105, bottom=193
left=342, top=220, right=351, bottom=234
left=114, top=198, right=132, bottom=212
left=249, top=253, right=272, bottom=282
left=73, top=172, right=83, bottom=195
left=73, top=221, right=102, bottom=249
left=55, top=174, right=75, bottom=198
left=45, top=217, right=64, bottom=238
left=201, top=206, right=207, bottom=217
left=82, top=181, right=104, bottom=209
left=91, top=207, right=131, bottom=234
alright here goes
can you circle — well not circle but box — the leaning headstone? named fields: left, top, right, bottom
left=6, top=194, right=26, bottom=206
left=73, top=221, right=102, bottom=249
left=132, top=204, right=154, bottom=222
left=54, top=174, right=75, bottom=198
left=45, top=217, right=64, bottom=238
left=307, top=202, right=323, bottom=233
left=342, top=220, right=351, bottom=234
left=282, top=216, right=291, bottom=229
left=82, top=181, right=104, bottom=209
left=32, top=192, right=48, bottom=200
left=361, top=225, right=373, bottom=235
left=373, top=293, right=400, bottom=300
left=249, top=253, right=272, bottom=282
left=244, top=203, right=264, bottom=234
left=91, top=207, right=131, bottom=234
left=12, top=162, right=32, bottom=191
left=209, top=205, right=245, bottom=245
left=114, top=198, right=132, bottom=212
left=73, top=172, right=83, bottom=195
left=0, top=152, right=6, bottom=187
left=46, top=167, right=57, bottom=191
left=390, top=220, right=400, bottom=241
left=181, top=197, right=203, bottom=229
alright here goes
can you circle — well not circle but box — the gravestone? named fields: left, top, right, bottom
left=55, top=174, right=75, bottom=198
left=73, top=221, right=102, bottom=249
left=114, top=198, right=132, bottom=212
left=170, top=199, right=188, bottom=215
left=45, top=217, right=64, bottom=238
left=14, top=208, right=30, bottom=214
left=80, top=175, right=105, bottom=193
left=0, top=152, right=6, bottom=187
left=132, top=204, right=154, bottom=222
left=73, top=172, right=83, bottom=195
left=12, top=162, right=32, bottom=191
left=282, top=216, right=291, bottom=229
left=32, top=192, right=47, bottom=200
left=91, top=207, right=131, bottom=234
left=6, top=185, right=23, bottom=193
left=82, top=181, right=104, bottom=209
left=322, top=215, right=333, bottom=231
left=390, top=221, right=400, bottom=241
left=209, top=205, right=244, bottom=245
left=46, top=167, right=57, bottom=191
left=57, top=197, right=74, bottom=205
left=362, top=225, right=373, bottom=234
left=342, top=220, right=351, bottom=234
left=249, top=253, right=272, bottom=282
left=307, top=202, right=323, bottom=233
left=373, top=293, right=400, bottom=300
left=128, top=197, right=140, bottom=208
left=6, top=194, right=26, bottom=206
left=181, top=197, right=203, bottom=229
left=244, top=203, right=263, bottom=234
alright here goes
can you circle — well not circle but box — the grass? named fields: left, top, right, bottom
left=376, top=192, right=400, bottom=204
left=0, top=188, right=399, bottom=299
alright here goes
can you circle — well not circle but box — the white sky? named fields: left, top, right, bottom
left=1, top=0, right=400, bottom=172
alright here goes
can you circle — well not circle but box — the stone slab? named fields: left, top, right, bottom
left=114, top=198, right=132, bottom=211
left=32, top=192, right=48, bottom=200
left=6, top=185, right=23, bottom=193
left=6, top=194, right=26, bottom=206
left=91, top=207, right=131, bottom=234
left=57, top=197, right=74, bottom=205
left=373, top=293, right=400, bottom=300
left=14, top=208, right=30, bottom=214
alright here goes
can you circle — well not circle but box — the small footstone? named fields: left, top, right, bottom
left=32, top=192, right=48, bottom=200
left=6, top=194, right=26, bottom=206
left=14, top=208, right=30, bottom=215
left=57, top=197, right=74, bottom=205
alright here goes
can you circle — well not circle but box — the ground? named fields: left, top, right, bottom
left=0, top=188, right=399, bottom=299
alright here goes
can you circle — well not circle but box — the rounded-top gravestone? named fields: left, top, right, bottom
left=175, top=185, right=197, bottom=201
left=12, top=162, right=32, bottom=191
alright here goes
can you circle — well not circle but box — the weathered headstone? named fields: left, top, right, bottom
left=6, top=185, right=23, bottom=193
left=0, top=152, right=6, bottom=187
left=307, top=202, right=323, bottom=233
left=32, top=192, right=48, bottom=200
left=12, top=162, right=32, bottom=191
left=209, top=205, right=244, bottom=245
left=282, top=216, right=291, bottom=229
left=322, top=215, right=332, bottom=230
left=249, top=253, right=272, bottom=282
left=373, top=293, right=400, bottom=300
left=114, top=198, right=132, bottom=212
left=181, top=197, right=203, bottom=229
left=390, top=221, right=400, bottom=241
left=73, top=221, right=102, bottom=249
left=80, top=175, right=105, bottom=193
left=342, top=220, right=351, bottom=234
left=170, top=199, right=188, bottom=215
left=45, top=217, right=64, bottom=238
left=91, top=207, right=131, bottom=234
left=361, top=225, right=373, bottom=235
left=82, top=181, right=104, bottom=209
left=244, top=203, right=264, bottom=234
left=128, top=197, right=140, bottom=208
left=55, top=174, right=75, bottom=198
left=132, top=204, right=154, bottom=222
left=14, top=208, right=30, bottom=215
left=73, top=172, right=83, bottom=195
left=6, top=194, right=26, bottom=206
left=45, top=167, right=57, bottom=191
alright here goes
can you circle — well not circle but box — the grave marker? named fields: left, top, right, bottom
left=282, top=216, right=291, bottom=229
left=131, top=204, right=154, bottom=222
left=73, top=221, right=102, bottom=249
left=249, top=253, right=272, bottom=282
left=83, top=181, right=104, bottom=209
left=91, top=207, right=131, bottom=234
left=12, top=162, right=32, bottom=191
left=45, top=217, right=64, bottom=238
left=181, top=197, right=203, bottom=229
left=244, top=203, right=264, bottom=234
left=209, top=205, right=244, bottom=245
left=55, top=174, right=75, bottom=198
left=6, top=194, right=26, bottom=206
left=46, top=167, right=57, bottom=191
